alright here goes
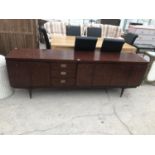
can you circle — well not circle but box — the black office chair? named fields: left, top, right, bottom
left=39, top=27, right=51, bottom=49
left=129, top=22, right=143, bottom=26
left=123, top=32, right=138, bottom=45
left=87, top=27, right=102, bottom=37
left=74, top=36, right=97, bottom=51
left=100, top=19, right=121, bottom=26
left=101, top=38, right=125, bottom=53
left=66, top=25, right=81, bottom=36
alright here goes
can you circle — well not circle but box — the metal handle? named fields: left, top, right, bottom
left=60, top=71, right=67, bottom=75
left=60, top=64, right=67, bottom=68
left=60, top=79, right=66, bottom=83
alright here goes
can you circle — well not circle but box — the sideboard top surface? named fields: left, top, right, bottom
left=6, top=48, right=148, bottom=63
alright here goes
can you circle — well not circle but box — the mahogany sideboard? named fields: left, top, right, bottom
left=6, top=48, right=148, bottom=98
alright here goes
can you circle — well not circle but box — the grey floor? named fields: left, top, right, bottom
left=0, top=84, right=155, bottom=135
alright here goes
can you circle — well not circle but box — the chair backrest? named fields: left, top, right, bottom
left=100, top=19, right=121, bottom=26
left=129, top=22, right=143, bottom=26
left=123, top=33, right=138, bottom=45
left=87, top=27, right=102, bottom=37
left=44, top=21, right=66, bottom=36
left=39, top=27, right=51, bottom=49
left=66, top=25, right=81, bottom=36
left=101, top=38, right=125, bottom=53
left=74, top=36, right=97, bottom=51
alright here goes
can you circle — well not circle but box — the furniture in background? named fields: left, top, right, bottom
left=0, top=55, right=13, bottom=99
left=0, top=19, right=38, bottom=56
left=38, top=19, right=48, bottom=43
left=44, top=20, right=66, bottom=36
left=39, top=27, right=51, bottom=49
left=129, top=22, right=143, bottom=26
left=6, top=49, right=148, bottom=98
left=128, top=25, right=155, bottom=46
left=85, top=24, right=122, bottom=38
left=87, top=27, right=102, bottom=37
left=123, top=33, right=138, bottom=45
left=100, top=19, right=121, bottom=26
left=100, top=38, right=125, bottom=53
left=74, top=36, right=97, bottom=51
left=51, top=36, right=137, bottom=53
left=38, top=19, right=48, bottom=28
left=143, top=51, right=155, bottom=83
left=134, top=44, right=155, bottom=53
left=66, top=25, right=81, bottom=36
left=44, top=21, right=122, bottom=38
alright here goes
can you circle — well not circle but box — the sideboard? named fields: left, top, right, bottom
left=6, top=48, right=148, bottom=98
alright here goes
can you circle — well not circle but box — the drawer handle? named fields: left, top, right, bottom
left=60, top=71, right=67, bottom=75
left=60, top=64, right=67, bottom=68
left=60, top=79, right=66, bottom=83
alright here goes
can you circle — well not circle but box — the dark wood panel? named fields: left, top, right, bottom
left=7, top=61, right=31, bottom=88
left=52, top=78, right=75, bottom=87
left=52, top=62, right=76, bottom=70
left=93, top=63, right=140, bottom=87
left=6, top=49, right=147, bottom=63
left=51, top=70, right=76, bottom=78
left=31, top=62, right=50, bottom=87
left=110, top=64, right=131, bottom=86
left=77, top=63, right=94, bottom=86
left=0, top=20, right=38, bottom=55
left=128, top=64, right=148, bottom=86
left=93, top=64, right=113, bottom=86
left=6, top=49, right=148, bottom=96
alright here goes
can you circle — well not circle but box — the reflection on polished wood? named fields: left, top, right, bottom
left=6, top=48, right=144, bottom=62
left=51, top=36, right=137, bottom=53
left=6, top=48, right=148, bottom=98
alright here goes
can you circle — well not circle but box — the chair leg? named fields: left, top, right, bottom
left=120, top=88, right=125, bottom=97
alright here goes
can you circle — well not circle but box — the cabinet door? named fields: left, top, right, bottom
left=93, top=64, right=112, bottom=86
left=77, top=63, right=94, bottom=86
left=31, top=62, right=50, bottom=87
left=128, top=64, right=147, bottom=86
left=7, top=61, right=31, bottom=88
left=110, top=64, right=131, bottom=86
left=93, top=63, right=131, bottom=87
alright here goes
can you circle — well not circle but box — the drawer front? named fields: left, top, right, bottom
left=51, top=70, right=76, bottom=78
left=52, top=78, right=75, bottom=87
left=52, top=62, right=76, bottom=70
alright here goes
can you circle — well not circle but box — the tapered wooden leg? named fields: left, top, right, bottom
left=29, top=88, right=32, bottom=99
left=105, top=88, right=108, bottom=94
left=120, top=88, right=125, bottom=97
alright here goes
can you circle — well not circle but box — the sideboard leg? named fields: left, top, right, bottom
left=29, top=88, right=32, bottom=99
left=105, top=88, right=108, bottom=94
left=120, top=88, right=125, bottom=97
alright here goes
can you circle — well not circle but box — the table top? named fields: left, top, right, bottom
left=6, top=48, right=147, bottom=63
left=51, top=36, right=137, bottom=53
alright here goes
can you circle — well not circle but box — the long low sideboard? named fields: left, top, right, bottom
left=6, top=49, right=148, bottom=98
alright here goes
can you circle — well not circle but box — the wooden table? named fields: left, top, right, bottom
left=51, top=36, right=137, bottom=53
left=6, top=48, right=148, bottom=98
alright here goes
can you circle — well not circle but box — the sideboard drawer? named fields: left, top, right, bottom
left=52, top=62, right=76, bottom=70
left=52, top=78, right=75, bottom=87
left=51, top=70, right=76, bottom=78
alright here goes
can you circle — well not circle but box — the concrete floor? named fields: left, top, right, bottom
left=0, top=84, right=155, bottom=135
